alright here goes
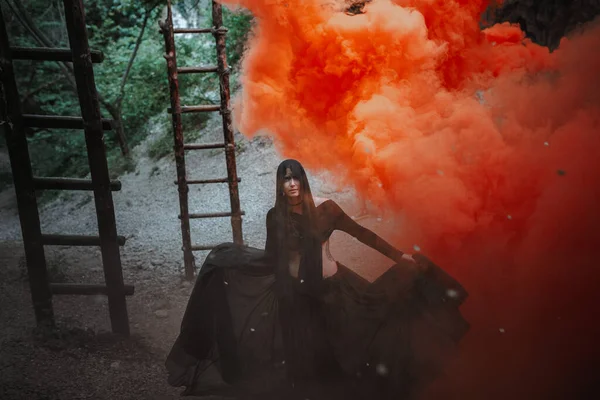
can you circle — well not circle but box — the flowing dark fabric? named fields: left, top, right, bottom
left=166, top=201, right=469, bottom=399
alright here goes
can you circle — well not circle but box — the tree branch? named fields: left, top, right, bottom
left=38, top=2, right=54, bottom=22
left=25, top=65, right=37, bottom=89
left=55, top=0, right=68, bottom=45
left=7, top=0, right=84, bottom=93
left=3, top=0, right=45, bottom=44
left=22, top=77, right=62, bottom=103
left=116, top=8, right=151, bottom=108
left=7, top=0, right=54, bottom=47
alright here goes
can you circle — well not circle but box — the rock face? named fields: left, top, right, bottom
left=345, top=0, right=370, bottom=15
left=491, top=0, right=600, bottom=50
left=344, top=1, right=600, bottom=50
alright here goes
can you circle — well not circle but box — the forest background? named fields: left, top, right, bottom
left=0, top=0, right=252, bottom=193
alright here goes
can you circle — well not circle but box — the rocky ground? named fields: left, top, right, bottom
left=0, top=113, right=399, bottom=400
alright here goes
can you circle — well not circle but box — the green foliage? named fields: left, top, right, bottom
left=223, top=7, right=253, bottom=67
left=1, top=0, right=253, bottom=184
left=94, top=20, right=169, bottom=148
left=86, top=0, right=153, bottom=46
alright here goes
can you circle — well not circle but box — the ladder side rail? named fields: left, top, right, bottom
left=62, top=0, right=130, bottom=335
left=212, top=1, right=243, bottom=245
left=0, top=9, right=55, bottom=328
left=161, top=0, right=195, bottom=280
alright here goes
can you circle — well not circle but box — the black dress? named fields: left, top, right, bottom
left=166, top=200, right=469, bottom=399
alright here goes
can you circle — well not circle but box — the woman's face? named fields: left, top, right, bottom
left=282, top=167, right=301, bottom=201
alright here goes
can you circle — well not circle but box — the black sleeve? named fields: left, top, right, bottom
left=265, top=208, right=278, bottom=260
left=326, top=200, right=404, bottom=263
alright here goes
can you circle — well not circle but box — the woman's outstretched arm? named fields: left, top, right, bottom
left=325, top=200, right=414, bottom=265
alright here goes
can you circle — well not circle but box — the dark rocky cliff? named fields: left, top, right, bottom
left=345, top=0, right=600, bottom=50
left=492, top=0, right=600, bottom=50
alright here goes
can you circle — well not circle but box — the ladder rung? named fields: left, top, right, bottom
left=41, top=234, right=127, bottom=247
left=185, top=211, right=245, bottom=219
left=183, top=142, right=232, bottom=150
left=50, top=283, right=134, bottom=296
left=176, top=177, right=242, bottom=185
left=23, top=114, right=113, bottom=130
left=168, top=105, right=220, bottom=113
left=10, top=47, right=104, bottom=63
left=177, top=66, right=218, bottom=74
left=33, top=177, right=121, bottom=191
left=190, top=244, right=218, bottom=251
left=172, top=28, right=213, bottom=34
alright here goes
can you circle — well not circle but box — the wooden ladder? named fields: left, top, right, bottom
left=160, top=0, right=244, bottom=280
left=0, top=0, right=132, bottom=335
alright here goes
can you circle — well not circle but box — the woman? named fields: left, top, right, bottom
left=166, top=159, right=469, bottom=399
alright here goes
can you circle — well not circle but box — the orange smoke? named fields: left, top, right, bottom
left=219, top=0, right=600, bottom=398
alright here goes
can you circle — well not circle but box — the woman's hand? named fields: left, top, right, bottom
left=399, top=253, right=427, bottom=271
left=401, top=253, right=417, bottom=264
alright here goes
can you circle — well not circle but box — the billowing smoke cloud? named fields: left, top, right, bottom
left=218, top=0, right=600, bottom=398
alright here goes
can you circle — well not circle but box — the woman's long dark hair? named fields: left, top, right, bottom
left=273, top=159, right=323, bottom=296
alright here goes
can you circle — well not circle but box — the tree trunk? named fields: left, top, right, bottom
left=102, top=101, right=129, bottom=156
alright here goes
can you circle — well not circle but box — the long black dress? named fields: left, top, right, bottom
left=166, top=200, right=469, bottom=399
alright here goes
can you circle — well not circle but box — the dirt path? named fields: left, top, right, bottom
left=0, top=114, right=399, bottom=399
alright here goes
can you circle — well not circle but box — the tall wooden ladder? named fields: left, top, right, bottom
left=0, top=0, right=132, bottom=335
left=160, top=0, right=244, bottom=281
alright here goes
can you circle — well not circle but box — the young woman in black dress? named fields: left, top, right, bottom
left=166, top=159, right=469, bottom=399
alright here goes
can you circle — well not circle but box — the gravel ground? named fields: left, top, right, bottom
left=0, top=113, right=400, bottom=399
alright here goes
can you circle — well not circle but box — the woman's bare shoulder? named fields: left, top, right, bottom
left=313, top=196, right=331, bottom=207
